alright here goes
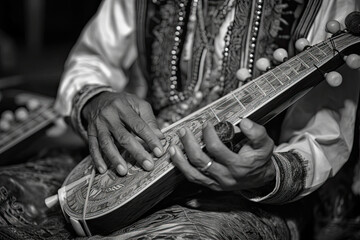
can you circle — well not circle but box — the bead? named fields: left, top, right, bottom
left=344, top=54, right=360, bottom=69
left=295, top=38, right=310, bottom=51
left=236, top=68, right=252, bottom=81
left=273, top=48, right=288, bottom=62
left=325, top=71, right=342, bottom=87
left=195, top=91, right=203, bottom=99
left=255, top=58, right=271, bottom=72
left=15, top=107, right=28, bottom=122
left=180, top=103, right=189, bottom=110
left=0, top=120, right=11, bottom=132
left=27, top=98, right=40, bottom=110
left=326, top=20, right=341, bottom=34
left=1, top=110, right=14, bottom=122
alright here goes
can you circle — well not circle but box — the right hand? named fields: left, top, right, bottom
left=82, top=91, right=165, bottom=176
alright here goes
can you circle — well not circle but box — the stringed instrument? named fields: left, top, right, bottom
left=0, top=90, right=58, bottom=164
left=57, top=13, right=360, bottom=236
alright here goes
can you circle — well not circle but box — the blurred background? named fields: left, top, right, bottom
left=0, top=0, right=103, bottom=165
left=0, top=0, right=101, bottom=96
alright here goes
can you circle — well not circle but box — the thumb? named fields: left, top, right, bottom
left=239, top=118, right=271, bottom=149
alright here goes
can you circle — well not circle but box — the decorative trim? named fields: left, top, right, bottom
left=241, top=150, right=308, bottom=204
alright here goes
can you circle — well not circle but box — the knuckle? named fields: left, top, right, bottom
left=191, top=151, right=203, bottom=163
left=206, top=141, right=220, bottom=153
left=99, top=139, right=111, bottom=149
left=115, top=134, right=131, bottom=146
left=132, top=122, right=147, bottom=134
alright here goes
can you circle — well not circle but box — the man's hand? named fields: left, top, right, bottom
left=169, top=119, right=275, bottom=191
left=82, top=91, right=165, bottom=175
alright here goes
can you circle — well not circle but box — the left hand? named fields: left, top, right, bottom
left=169, top=119, right=276, bottom=191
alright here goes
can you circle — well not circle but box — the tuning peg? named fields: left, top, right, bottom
left=344, top=54, right=360, bottom=69
left=236, top=68, right=252, bottom=82
left=15, top=107, right=29, bottom=122
left=295, top=38, right=310, bottom=51
left=0, top=120, right=11, bottom=132
left=255, top=58, right=271, bottom=72
left=1, top=110, right=14, bottom=122
left=273, top=48, right=288, bottom=62
left=325, top=71, right=342, bottom=87
left=326, top=20, right=341, bottom=34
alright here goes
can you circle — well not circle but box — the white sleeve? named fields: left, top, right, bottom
left=243, top=0, right=360, bottom=204
left=54, top=0, right=137, bottom=117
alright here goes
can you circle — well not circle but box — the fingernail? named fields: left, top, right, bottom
left=153, top=147, right=163, bottom=157
left=98, top=166, right=106, bottom=174
left=178, top=128, right=186, bottom=137
left=143, top=159, right=154, bottom=170
left=116, top=164, right=127, bottom=176
left=169, top=146, right=175, bottom=156
left=241, top=118, right=253, bottom=130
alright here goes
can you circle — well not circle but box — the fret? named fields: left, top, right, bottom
left=277, top=62, right=297, bottom=80
left=308, top=45, right=327, bottom=62
left=211, top=94, right=245, bottom=124
left=234, top=83, right=264, bottom=109
left=299, top=52, right=318, bottom=67
left=209, top=106, right=221, bottom=122
left=314, top=45, right=327, bottom=56
left=271, top=67, right=291, bottom=85
left=270, top=72, right=283, bottom=85
left=296, top=55, right=309, bottom=68
left=231, top=91, right=246, bottom=109
left=256, top=76, right=276, bottom=94
left=288, top=57, right=308, bottom=73
left=264, top=73, right=283, bottom=90
left=254, top=81, right=266, bottom=96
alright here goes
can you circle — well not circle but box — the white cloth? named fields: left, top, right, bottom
left=55, top=0, right=360, bottom=202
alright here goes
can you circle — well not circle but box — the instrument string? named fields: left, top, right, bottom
left=82, top=167, right=96, bottom=236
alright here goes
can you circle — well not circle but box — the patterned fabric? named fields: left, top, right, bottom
left=84, top=187, right=295, bottom=240
left=0, top=150, right=82, bottom=240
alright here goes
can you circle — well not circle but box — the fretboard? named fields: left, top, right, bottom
left=160, top=32, right=360, bottom=147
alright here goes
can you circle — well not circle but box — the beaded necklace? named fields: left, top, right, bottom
left=168, top=0, right=235, bottom=104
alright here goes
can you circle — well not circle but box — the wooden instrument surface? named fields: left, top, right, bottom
left=61, top=32, right=360, bottom=236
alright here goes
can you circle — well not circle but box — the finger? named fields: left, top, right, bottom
left=110, top=125, right=155, bottom=172
left=202, top=123, right=238, bottom=166
left=178, top=127, right=232, bottom=183
left=119, top=104, right=164, bottom=158
left=88, top=124, right=107, bottom=174
left=97, top=126, right=128, bottom=176
left=178, top=127, right=214, bottom=169
left=239, top=118, right=273, bottom=149
left=169, top=145, right=221, bottom=190
left=139, top=101, right=165, bottom=139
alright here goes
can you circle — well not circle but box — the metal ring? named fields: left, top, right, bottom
left=199, top=160, right=213, bottom=172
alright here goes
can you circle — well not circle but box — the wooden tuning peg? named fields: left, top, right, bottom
left=325, top=71, right=342, bottom=87
left=344, top=54, right=360, bottom=69
left=255, top=58, right=271, bottom=72
left=326, top=20, right=341, bottom=34
left=236, top=68, right=251, bottom=82
left=295, top=38, right=310, bottom=51
left=273, top=48, right=288, bottom=62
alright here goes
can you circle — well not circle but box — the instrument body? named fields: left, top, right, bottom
left=61, top=32, right=360, bottom=236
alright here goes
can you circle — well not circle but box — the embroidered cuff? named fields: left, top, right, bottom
left=241, top=151, right=308, bottom=204
left=70, top=84, right=115, bottom=140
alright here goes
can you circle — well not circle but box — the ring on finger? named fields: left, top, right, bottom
left=199, top=160, right=213, bottom=173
